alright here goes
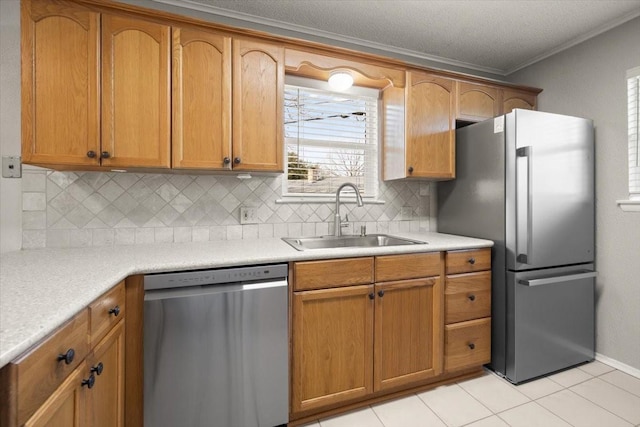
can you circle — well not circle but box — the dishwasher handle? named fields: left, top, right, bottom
left=144, top=279, right=287, bottom=301
left=518, top=271, right=597, bottom=287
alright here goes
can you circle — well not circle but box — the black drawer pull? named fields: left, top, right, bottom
left=57, top=348, right=75, bottom=365
left=81, top=374, right=95, bottom=389
left=468, top=257, right=476, bottom=265
left=468, top=343, right=476, bottom=350
left=109, top=305, right=120, bottom=317
left=468, top=294, right=476, bottom=301
left=378, top=290, right=385, bottom=298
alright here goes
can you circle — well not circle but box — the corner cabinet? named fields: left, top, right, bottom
left=0, top=282, right=126, bottom=427
left=21, top=0, right=100, bottom=166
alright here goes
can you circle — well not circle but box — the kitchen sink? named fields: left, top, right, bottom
left=282, top=234, right=426, bottom=251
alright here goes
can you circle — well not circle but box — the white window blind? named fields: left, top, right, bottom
left=628, top=66, right=640, bottom=200
left=283, top=82, right=379, bottom=199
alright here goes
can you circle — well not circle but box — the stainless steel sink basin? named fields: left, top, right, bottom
left=282, top=234, right=426, bottom=251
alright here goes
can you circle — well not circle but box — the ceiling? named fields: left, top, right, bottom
left=151, top=0, right=640, bottom=76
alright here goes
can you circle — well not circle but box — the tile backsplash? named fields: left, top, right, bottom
left=21, top=169, right=434, bottom=249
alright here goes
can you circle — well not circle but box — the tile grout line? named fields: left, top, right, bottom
left=564, top=381, right=639, bottom=425
left=412, top=391, right=450, bottom=427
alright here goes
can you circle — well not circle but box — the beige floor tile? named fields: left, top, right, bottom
left=538, top=389, right=633, bottom=427
left=578, top=360, right=616, bottom=376
left=570, top=377, right=640, bottom=424
left=464, top=415, right=510, bottom=427
left=371, top=394, right=446, bottom=427
left=511, top=376, right=564, bottom=400
left=498, top=401, right=572, bottom=427
left=547, top=366, right=593, bottom=387
left=319, top=407, right=384, bottom=427
left=458, top=373, right=530, bottom=413
left=600, top=370, right=640, bottom=397
left=299, top=423, right=321, bottom=427
left=417, top=384, right=492, bottom=427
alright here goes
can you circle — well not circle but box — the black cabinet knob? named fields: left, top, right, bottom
left=468, top=294, right=476, bottom=302
left=223, top=157, right=231, bottom=165
left=468, top=343, right=475, bottom=350
left=468, top=257, right=476, bottom=265
left=408, top=166, right=414, bottom=173
left=233, top=157, right=241, bottom=164
left=378, top=290, right=385, bottom=298
left=368, top=293, right=375, bottom=300
left=57, top=348, right=75, bottom=365
left=108, top=305, right=120, bottom=317
left=81, top=374, right=95, bottom=389
left=100, top=151, right=111, bottom=159
left=87, top=151, right=97, bottom=158
left=91, top=362, right=104, bottom=376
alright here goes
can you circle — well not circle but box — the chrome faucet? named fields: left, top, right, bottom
left=334, top=183, right=364, bottom=236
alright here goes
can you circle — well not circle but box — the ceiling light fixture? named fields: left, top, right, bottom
left=328, top=70, right=354, bottom=91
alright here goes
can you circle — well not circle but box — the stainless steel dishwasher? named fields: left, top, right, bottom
left=143, top=264, right=288, bottom=427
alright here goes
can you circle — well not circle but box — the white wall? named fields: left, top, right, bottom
left=0, top=0, right=22, bottom=254
left=509, top=17, right=640, bottom=371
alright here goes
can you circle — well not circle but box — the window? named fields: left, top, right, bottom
left=283, top=77, right=379, bottom=200
left=628, top=66, right=640, bottom=200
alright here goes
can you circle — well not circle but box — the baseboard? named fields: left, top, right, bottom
left=596, top=352, right=640, bottom=379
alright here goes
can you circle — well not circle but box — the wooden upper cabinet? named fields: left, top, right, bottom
left=406, top=71, right=456, bottom=179
left=502, top=88, right=537, bottom=114
left=456, top=81, right=501, bottom=122
left=374, top=277, right=442, bottom=392
left=21, top=0, right=100, bottom=166
left=232, top=39, right=284, bottom=172
left=172, top=27, right=232, bottom=170
left=102, top=14, right=171, bottom=168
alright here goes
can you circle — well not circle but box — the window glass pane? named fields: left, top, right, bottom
left=284, top=84, right=378, bottom=198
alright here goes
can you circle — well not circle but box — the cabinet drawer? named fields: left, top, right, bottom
left=375, top=252, right=441, bottom=282
left=446, top=248, right=491, bottom=275
left=444, top=317, right=491, bottom=372
left=445, top=271, right=491, bottom=324
left=293, top=258, right=374, bottom=291
left=89, top=281, right=125, bottom=346
left=11, top=309, right=89, bottom=425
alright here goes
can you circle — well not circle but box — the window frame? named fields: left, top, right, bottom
left=280, top=76, right=381, bottom=203
left=618, top=66, right=640, bottom=211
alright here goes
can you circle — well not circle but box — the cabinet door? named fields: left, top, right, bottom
left=21, top=0, right=100, bottom=166
left=84, top=321, right=125, bottom=427
left=291, top=285, right=374, bottom=414
left=172, top=28, right=232, bottom=170
left=232, top=39, right=284, bottom=172
left=456, top=81, right=501, bottom=122
left=406, top=71, right=455, bottom=179
left=102, top=15, right=170, bottom=168
left=374, top=277, right=442, bottom=391
left=502, top=88, right=537, bottom=114
left=24, top=364, right=87, bottom=427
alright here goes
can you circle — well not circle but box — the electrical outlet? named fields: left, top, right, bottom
left=401, top=206, right=412, bottom=220
left=240, top=206, right=258, bottom=224
left=2, top=156, right=22, bottom=178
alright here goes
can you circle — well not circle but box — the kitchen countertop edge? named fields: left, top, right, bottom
left=0, top=232, right=492, bottom=368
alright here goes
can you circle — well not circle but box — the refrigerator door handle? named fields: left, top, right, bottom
left=516, top=146, right=533, bottom=264
left=518, top=271, right=597, bottom=287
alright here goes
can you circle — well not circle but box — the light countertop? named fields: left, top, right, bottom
left=0, top=232, right=492, bottom=368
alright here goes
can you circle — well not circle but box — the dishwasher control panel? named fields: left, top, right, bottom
left=144, top=263, right=288, bottom=291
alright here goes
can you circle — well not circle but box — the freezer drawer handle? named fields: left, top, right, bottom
left=518, top=271, right=597, bottom=287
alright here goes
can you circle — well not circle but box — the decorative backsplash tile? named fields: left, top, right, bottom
left=21, top=169, right=433, bottom=249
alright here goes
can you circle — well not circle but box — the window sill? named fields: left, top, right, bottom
left=276, top=197, right=385, bottom=205
left=616, top=200, right=640, bottom=212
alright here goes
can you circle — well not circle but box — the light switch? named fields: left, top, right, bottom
left=240, top=206, right=258, bottom=224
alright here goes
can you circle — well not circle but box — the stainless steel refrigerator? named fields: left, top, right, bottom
left=438, top=109, right=596, bottom=384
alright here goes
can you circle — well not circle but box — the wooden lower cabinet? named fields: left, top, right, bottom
left=291, top=285, right=374, bottom=413
left=0, top=284, right=126, bottom=427
left=374, top=278, right=441, bottom=391
left=290, top=254, right=446, bottom=420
